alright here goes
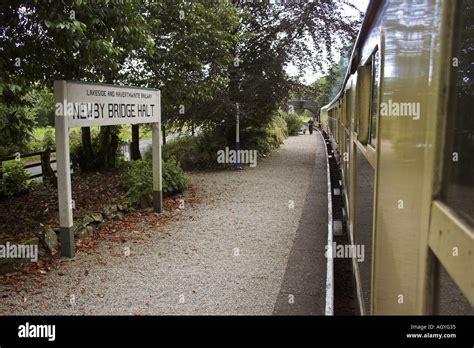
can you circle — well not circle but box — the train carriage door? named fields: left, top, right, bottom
left=350, top=50, right=380, bottom=315
left=426, top=0, right=474, bottom=314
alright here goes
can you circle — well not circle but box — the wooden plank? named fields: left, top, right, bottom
left=428, top=200, right=474, bottom=305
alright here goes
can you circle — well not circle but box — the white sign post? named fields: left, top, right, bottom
left=54, top=81, right=162, bottom=257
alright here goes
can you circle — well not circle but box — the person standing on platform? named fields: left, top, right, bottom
left=307, top=117, right=314, bottom=135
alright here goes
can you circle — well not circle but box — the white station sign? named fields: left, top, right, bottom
left=56, top=81, right=160, bottom=128
left=54, top=81, right=162, bottom=258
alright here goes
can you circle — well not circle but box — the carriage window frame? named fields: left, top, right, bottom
left=426, top=0, right=474, bottom=309
left=356, top=46, right=380, bottom=147
left=368, top=49, right=381, bottom=148
left=440, top=2, right=474, bottom=229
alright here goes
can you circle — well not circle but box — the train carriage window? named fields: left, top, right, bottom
left=369, top=50, right=380, bottom=147
left=356, top=64, right=372, bottom=144
left=443, top=0, right=474, bottom=226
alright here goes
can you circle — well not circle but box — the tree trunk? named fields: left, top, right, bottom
left=131, top=124, right=141, bottom=160
left=98, top=126, right=120, bottom=169
left=97, top=76, right=120, bottom=169
left=81, top=127, right=95, bottom=171
left=108, top=128, right=119, bottom=168
left=41, top=147, right=57, bottom=186
left=98, top=126, right=111, bottom=168
left=162, top=124, right=166, bottom=145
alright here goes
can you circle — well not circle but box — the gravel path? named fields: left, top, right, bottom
left=1, top=134, right=319, bottom=315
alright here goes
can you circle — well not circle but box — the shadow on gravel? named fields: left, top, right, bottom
left=272, top=132, right=329, bottom=315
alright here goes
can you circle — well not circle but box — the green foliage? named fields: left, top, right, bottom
left=240, top=118, right=287, bottom=156
left=1, top=1, right=361, bottom=165
left=302, top=110, right=314, bottom=119
left=157, top=137, right=200, bottom=170
left=69, top=128, right=100, bottom=171
left=121, top=159, right=188, bottom=207
left=25, top=127, right=56, bottom=153
left=26, top=87, right=54, bottom=128
left=145, top=131, right=228, bottom=171
left=311, top=76, right=335, bottom=107
left=0, top=100, right=35, bottom=158
left=42, top=129, right=55, bottom=149
left=145, top=115, right=287, bottom=171
left=143, top=1, right=240, bottom=133
left=120, top=160, right=152, bottom=206
left=271, top=115, right=288, bottom=139
left=70, top=139, right=86, bottom=171
left=162, top=159, right=189, bottom=195
left=0, top=161, right=31, bottom=198
left=224, top=114, right=288, bottom=158
left=119, top=125, right=152, bottom=142
left=0, top=86, right=54, bottom=157
left=283, top=113, right=304, bottom=136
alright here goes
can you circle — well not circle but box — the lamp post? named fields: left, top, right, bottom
left=234, top=102, right=241, bottom=170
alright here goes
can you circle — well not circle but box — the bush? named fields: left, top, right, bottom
left=239, top=114, right=288, bottom=156
left=145, top=131, right=228, bottom=171
left=269, top=115, right=288, bottom=145
left=70, top=138, right=87, bottom=171
left=0, top=160, right=31, bottom=198
left=272, top=115, right=288, bottom=139
left=42, top=129, right=55, bottom=149
left=121, top=158, right=188, bottom=207
left=162, top=159, right=189, bottom=194
left=283, top=113, right=303, bottom=136
left=26, top=139, right=44, bottom=153
left=156, top=136, right=200, bottom=169
left=144, top=119, right=287, bottom=171
left=69, top=128, right=101, bottom=171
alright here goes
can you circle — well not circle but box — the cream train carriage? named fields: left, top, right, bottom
left=320, top=0, right=473, bottom=315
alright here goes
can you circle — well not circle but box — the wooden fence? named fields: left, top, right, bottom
left=0, top=148, right=57, bottom=181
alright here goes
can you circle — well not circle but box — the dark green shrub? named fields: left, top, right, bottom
left=69, top=129, right=101, bottom=171
left=121, top=160, right=152, bottom=206
left=162, top=159, right=189, bottom=194
left=271, top=115, right=288, bottom=139
left=144, top=120, right=286, bottom=171
left=42, top=129, right=55, bottom=149
left=145, top=131, right=228, bottom=170
left=26, top=139, right=44, bottom=153
left=70, top=138, right=87, bottom=171
left=240, top=114, right=288, bottom=156
left=162, top=136, right=200, bottom=169
left=121, top=158, right=188, bottom=207
left=283, top=113, right=303, bottom=136
left=0, top=160, right=31, bottom=198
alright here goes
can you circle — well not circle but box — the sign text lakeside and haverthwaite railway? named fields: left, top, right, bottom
left=55, top=81, right=160, bottom=128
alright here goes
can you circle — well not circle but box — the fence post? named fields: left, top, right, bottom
left=41, top=147, right=57, bottom=186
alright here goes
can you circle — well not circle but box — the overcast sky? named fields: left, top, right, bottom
left=286, top=0, right=370, bottom=85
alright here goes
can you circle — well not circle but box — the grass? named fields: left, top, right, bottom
left=118, top=126, right=152, bottom=142
left=32, top=126, right=54, bottom=140
left=2, top=125, right=154, bottom=166
left=1, top=156, right=40, bottom=167
left=32, top=125, right=153, bottom=143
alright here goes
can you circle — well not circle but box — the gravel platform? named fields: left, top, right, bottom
left=0, top=134, right=322, bottom=315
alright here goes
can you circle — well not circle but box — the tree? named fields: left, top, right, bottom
left=1, top=0, right=154, bottom=168
left=207, top=0, right=362, bottom=143
left=1, top=0, right=362, bottom=163
left=136, top=1, right=239, bottom=142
